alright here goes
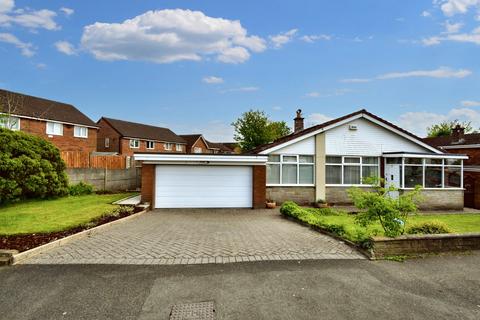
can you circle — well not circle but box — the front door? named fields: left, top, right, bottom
left=384, top=164, right=401, bottom=198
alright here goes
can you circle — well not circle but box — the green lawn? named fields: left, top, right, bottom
left=0, top=193, right=135, bottom=235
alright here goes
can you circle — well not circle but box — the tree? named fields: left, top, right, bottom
left=427, top=119, right=474, bottom=138
left=232, top=110, right=291, bottom=151
left=0, top=91, right=24, bottom=129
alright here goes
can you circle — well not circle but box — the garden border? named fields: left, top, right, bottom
left=10, top=208, right=149, bottom=265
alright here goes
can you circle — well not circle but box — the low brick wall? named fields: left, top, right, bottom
left=266, top=186, right=315, bottom=205
left=372, top=233, right=480, bottom=258
left=66, top=167, right=140, bottom=191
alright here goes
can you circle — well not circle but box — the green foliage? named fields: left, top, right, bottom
left=427, top=120, right=474, bottom=137
left=0, top=128, right=68, bottom=204
left=348, top=176, right=422, bottom=237
left=68, top=182, right=95, bottom=196
left=232, top=109, right=291, bottom=151
left=406, top=220, right=452, bottom=235
left=106, top=205, right=134, bottom=218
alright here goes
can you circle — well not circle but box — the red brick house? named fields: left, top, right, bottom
left=180, top=134, right=235, bottom=154
left=424, top=125, right=480, bottom=208
left=0, top=89, right=98, bottom=152
left=97, top=117, right=187, bottom=155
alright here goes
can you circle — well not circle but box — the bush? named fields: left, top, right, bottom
left=406, top=221, right=452, bottom=235
left=106, top=205, right=134, bottom=218
left=68, top=182, right=94, bottom=196
left=0, top=128, right=68, bottom=204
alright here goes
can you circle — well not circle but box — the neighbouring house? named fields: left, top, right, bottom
left=135, top=109, right=466, bottom=210
left=96, top=117, right=187, bottom=155
left=253, top=109, right=467, bottom=210
left=0, top=89, right=98, bottom=152
left=424, top=125, right=480, bottom=208
left=180, top=134, right=235, bottom=154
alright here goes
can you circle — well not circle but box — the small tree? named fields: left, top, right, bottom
left=427, top=120, right=474, bottom=137
left=0, top=91, right=24, bottom=129
left=348, top=177, right=422, bottom=237
left=232, top=109, right=291, bottom=151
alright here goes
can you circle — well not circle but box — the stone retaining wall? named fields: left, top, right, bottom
left=266, top=187, right=315, bottom=205
left=372, top=233, right=480, bottom=258
left=66, top=167, right=141, bottom=191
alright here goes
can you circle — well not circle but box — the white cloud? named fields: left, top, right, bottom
left=340, top=78, right=372, bottom=83
left=300, top=34, right=331, bottom=43
left=461, top=100, right=480, bottom=106
left=202, top=76, right=224, bottom=84
left=422, top=10, right=432, bottom=17
left=54, top=40, right=76, bottom=55
left=443, top=20, right=464, bottom=33
left=377, top=67, right=471, bottom=79
left=80, top=9, right=266, bottom=64
left=0, top=0, right=14, bottom=13
left=221, top=86, right=259, bottom=93
left=397, top=107, right=480, bottom=136
left=305, top=88, right=353, bottom=98
left=269, top=28, right=298, bottom=48
left=0, top=32, right=34, bottom=56
left=272, top=106, right=282, bottom=111
left=0, top=6, right=59, bottom=30
left=36, top=62, right=46, bottom=69
left=439, top=0, right=480, bottom=16
left=60, top=7, right=74, bottom=17
left=305, top=92, right=320, bottom=98
left=305, top=113, right=333, bottom=127
left=423, top=26, right=480, bottom=45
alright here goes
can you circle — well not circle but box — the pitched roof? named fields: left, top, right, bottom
left=101, top=117, right=186, bottom=143
left=205, top=140, right=235, bottom=152
left=179, top=134, right=203, bottom=147
left=423, top=133, right=480, bottom=147
left=252, top=109, right=442, bottom=154
left=0, top=89, right=97, bottom=127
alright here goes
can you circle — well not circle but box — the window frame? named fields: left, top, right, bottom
left=104, top=137, right=110, bottom=148
left=164, top=143, right=173, bottom=151
left=129, top=139, right=140, bottom=149
left=176, top=144, right=183, bottom=152
left=266, top=154, right=315, bottom=187
left=193, top=146, right=202, bottom=153
left=46, top=121, right=63, bottom=136
left=146, top=140, right=155, bottom=150
left=326, top=155, right=380, bottom=187
left=0, top=116, right=20, bottom=130
left=73, top=125, right=88, bottom=138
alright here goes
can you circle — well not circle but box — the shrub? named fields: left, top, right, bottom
left=106, top=205, right=134, bottom=218
left=0, top=128, right=68, bottom=204
left=68, top=182, right=94, bottom=196
left=280, top=201, right=300, bottom=216
left=406, top=221, right=452, bottom=235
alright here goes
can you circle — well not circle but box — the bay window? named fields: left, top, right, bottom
left=267, top=155, right=314, bottom=185
left=326, top=156, right=379, bottom=185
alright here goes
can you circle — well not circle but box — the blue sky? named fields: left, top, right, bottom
left=1, top=0, right=479, bottom=141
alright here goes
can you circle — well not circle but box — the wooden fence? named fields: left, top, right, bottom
left=61, top=151, right=131, bottom=169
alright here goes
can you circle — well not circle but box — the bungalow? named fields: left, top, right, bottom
left=0, top=89, right=98, bottom=152
left=96, top=117, right=187, bottom=155
left=135, top=109, right=466, bottom=210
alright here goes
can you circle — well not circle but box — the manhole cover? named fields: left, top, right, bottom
left=170, top=301, right=215, bottom=320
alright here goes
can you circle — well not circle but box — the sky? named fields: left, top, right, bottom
left=1, top=0, right=479, bottom=141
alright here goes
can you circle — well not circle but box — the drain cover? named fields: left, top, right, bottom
left=170, top=301, right=215, bottom=320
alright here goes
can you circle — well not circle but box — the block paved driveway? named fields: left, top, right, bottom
left=23, top=209, right=365, bottom=265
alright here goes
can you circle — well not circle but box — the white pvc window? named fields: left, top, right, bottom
left=74, top=126, right=88, bottom=138
left=267, top=155, right=314, bottom=186
left=129, top=139, right=139, bottom=149
left=164, top=143, right=173, bottom=151
left=46, top=121, right=63, bottom=136
left=146, top=141, right=155, bottom=149
left=104, top=138, right=110, bottom=148
left=326, top=156, right=380, bottom=186
left=194, top=147, right=202, bottom=153
left=0, top=116, right=20, bottom=130
left=176, top=144, right=183, bottom=152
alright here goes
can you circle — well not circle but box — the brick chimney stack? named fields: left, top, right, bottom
left=452, top=124, right=465, bottom=142
left=294, top=109, right=304, bottom=133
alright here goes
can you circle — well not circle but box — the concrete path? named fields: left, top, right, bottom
left=22, top=209, right=364, bottom=265
left=113, top=194, right=141, bottom=205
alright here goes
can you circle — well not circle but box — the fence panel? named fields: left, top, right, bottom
left=61, top=152, right=128, bottom=169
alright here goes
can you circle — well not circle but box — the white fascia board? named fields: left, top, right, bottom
left=259, top=112, right=442, bottom=155
left=0, top=112, right=99, bottom=129
left=442, top=144, right=480, bottom=149
left=383, top=153, right=468, bottom=159
left=134, top=153, right=268, bottom=164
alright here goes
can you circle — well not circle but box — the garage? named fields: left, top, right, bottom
left=155, top=165, right=252, bottom=208
left=134, top=154, right=268, bottom=209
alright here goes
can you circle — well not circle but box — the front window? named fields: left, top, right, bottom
left=46, top=121, right=63, bottom=136
left=146, top=141, right=155, bottom=149
left=0, top=116, right=20, bottom=130
left=176, top=144, right=183, bottom=152
left=105, top=138, right=110, bottom=148
left=164, top=143, right=173, bottom=150
left=326, top=156, right=379, bottom=185
left=194, top=147, right=202, bottom=153
left=74, top=126, right=88, bottom=138
left=129, top=139, right=139, bottom=148
left=267, top=155, right=314, bottom=185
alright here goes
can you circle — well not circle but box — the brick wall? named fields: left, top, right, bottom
left=96, top=118, right=121, bottom=153
left=267, top=187, right=315, bottom=205
left=119, top=138, right=186, bottom=155
left=190, top=137, right=212, bottom=154
left=415, top=189, right=464, bottom=210
left=445, top=147, right=480, bottom=166
left=253, top=165, right=266, bottom=209
left=19, top=117, right=97, bottom=152
left=140, top=164, right=155, bottom=207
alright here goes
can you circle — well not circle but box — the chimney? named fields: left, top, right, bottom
left=294, top=109, right=304, bottom=133
left=452, top=124, right=465, bottom=142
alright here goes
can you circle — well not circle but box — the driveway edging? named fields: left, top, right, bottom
left=13, top=209, right=149, bottom=265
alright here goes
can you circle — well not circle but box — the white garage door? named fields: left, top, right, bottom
left=155, top=165, right=253, bottom=208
